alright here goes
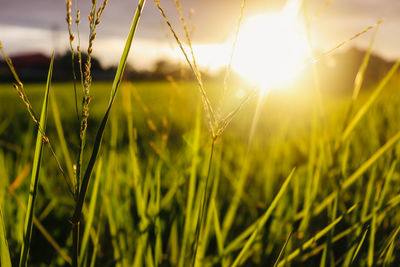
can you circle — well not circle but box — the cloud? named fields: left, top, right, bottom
left=1, top=0, right=399, bottom=68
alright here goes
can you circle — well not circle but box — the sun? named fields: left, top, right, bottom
left=232, top=8, right=309, bottom=91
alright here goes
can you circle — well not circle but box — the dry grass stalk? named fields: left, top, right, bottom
left=221, top=0, right=247, bottom=112
left=0, top=44, right=73, bottom=194
left=77, top=0, right=109, bottom=191
left=312, top=19, right=384, bottom=64
left=154, top=0, right=218, bottom=138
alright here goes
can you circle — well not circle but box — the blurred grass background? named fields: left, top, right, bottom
left=1, top=75, right=400, bottom=266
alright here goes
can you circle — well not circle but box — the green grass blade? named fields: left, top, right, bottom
left=194, top=147, right=222, bottom=267
left=212, top=200, right=224, bottom=256
left=383, top=241, right=395, bottom=266
left=307, top=130, right=400, bottom=218
left=19, top=53, right=54, bottom=267
left=9, top=190, right=72, bottom=265
left=0, top=207, right=12, bottom=267
left=224, top=218, right=258, bottom=254
left=89, top=207, right=104, bottom=267
left=231, top=168, right=295, bottom=267
left=352, top=28, right=378, bottom=101
left=178, top=101, right=201, bottom=267
left=302, top=193, right=400, bottom=265
left=377, top=160, right=397, bottom=210
left=337, top=28, right=377, bottom=150
left=71, top=0, right=146, bottom=224
left=192, top=140, right=216, bottom=266
left=79, top=159, right=102, bottom=267
left=278, top=204, right=358, bottom=267
left=154, top=160, right=163, bottom=267
left=50, top=92, right=75, bottom=187
left=273, top=230, right=293, bottom=267
left=341, top=57, right=400, bottom=142
left=379, top=224, right=400, bottom=259
left=351, top=228, right=369, bottom=264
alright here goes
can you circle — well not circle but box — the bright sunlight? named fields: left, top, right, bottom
left=232, top=3, right=309, bottom=91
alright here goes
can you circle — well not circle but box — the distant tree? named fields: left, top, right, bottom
left=57, top=50, right=103, bottom=73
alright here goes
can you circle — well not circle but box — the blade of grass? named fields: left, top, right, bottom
left=0, top=207, right=12, bottom=267
left=383, top=241, right=395, bottom=266
left=231, top=168, right=295, bottom=267
left=336, top=27, right=377, bottom=151
left=50, top=92, right=75, bottom=190
left=341, top=57, right=400, bottom=142
left=352, top=28, right=378, bottom=101
left=351, top=228, right=369, bottom=264
left=376, top=160, right=397, bottom=210
left=367, top=169, right=381, bottom=267
left=89, top=205, right=104, bottom=267
left=297, top=130, right=400, bottom=219
left=221, top=0, right=247, bottom=107
left=19, top=53, right=54, bottom=267
left=313, top=19, right=383, bottom=63
left=151, top=158, right=163, bottom=267
left=302, top=192, right=400, bottom=263
left=153, top=0, right=217, bottom=136
left=178, top=101, right=201, bottom=267
left=379, top=225, right=400, bottom=259
left=79, top=159, right=102, bottom=266
left=273, top=230, right=293, bottom=267
left=194, top=147, right=222, bottom=267
left=8, top=189, right=72, bottom=265
left=278, top=204, right=358, bottom=267
left=71, top=0, right=146, bottom=224
left=70, top=2, right=145, bottom=265
left=211, top=200, right=224, bottom=256
left=191, top=139, right=216, bottom=266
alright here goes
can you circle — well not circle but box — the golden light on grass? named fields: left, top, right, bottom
left=232, top=4, right=308, bottom=92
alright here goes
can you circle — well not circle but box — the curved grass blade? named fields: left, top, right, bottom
left=341, top=57, right=400, bottom=142
left=8, top=190, right=72, bottom=265
left=297, top=130, right=400, bottom=220
left=379, top=224, right=400, bottom=259
left=337, top=27, right=378, bottom=151
left=0, top=208, right=12, bottom=267
left=79, top=159, right=102, bottom=267
left=71, top=0, right=146, bottom=225
left=273, top=230, right=293, bottom=267
left=178, top=102, right=201, bottom=267
left=351, top=228, right=369, bottom=264
left=19, top=53, right=54, bottom=267
left=277, top=204, right=358, bottom=267
left=231, top=168, right=295, bottom=267
left=301, top=192, right=400, bottom=263
left=50, top=92, right=75, bottom=190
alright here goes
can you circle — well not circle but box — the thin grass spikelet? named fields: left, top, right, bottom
left=311, top=19, right=384, bottom=64
left=154, top=0, right=218, bottom=138
left=65, top=0, right=81, bottom=121
left=76, top=0, right=109, bottom=190
left=66, top=0, right=75, bottom=42
left=95, top=0, right=109, bottom=26
left=13, top=83, right=38, bottom=124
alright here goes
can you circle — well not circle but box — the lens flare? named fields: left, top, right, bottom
left=232, top=9, right=308, bottom=91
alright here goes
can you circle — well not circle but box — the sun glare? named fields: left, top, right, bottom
left=232, top=7, right=308, bottom=91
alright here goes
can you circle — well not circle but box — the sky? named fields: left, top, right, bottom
left=0, top=0, right=399, bottom=71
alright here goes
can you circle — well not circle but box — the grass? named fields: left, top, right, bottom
left=1, top=0, right=400, bottom=266
left=0, top=75, right=400, bottom=266
left=19, top=53, right=54, bottom=267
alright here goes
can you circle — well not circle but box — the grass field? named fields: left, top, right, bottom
left=1, top=0, right=400, bottom=266
left=1, top=73, right=400, bottom=266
